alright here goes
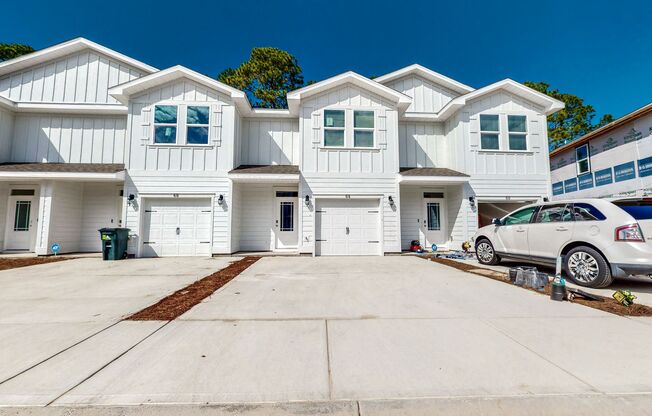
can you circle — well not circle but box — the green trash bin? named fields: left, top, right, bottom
left=99, top=228, right=130, bottom=260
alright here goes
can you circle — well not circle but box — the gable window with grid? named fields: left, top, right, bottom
left=353, top=111, right=374, bottom=147
left=153, top=105, right=210, bottom=145
left=324, top=110, right=345, bottom=147
left=508, top=115, right=527, bottom=150
left=154, top=105, right=178, bottom=144
left=186, top=106, right=209, bottom=145
left=480, top=114, right=500, bottom=150
left=576, top=144, right=590, bottom=175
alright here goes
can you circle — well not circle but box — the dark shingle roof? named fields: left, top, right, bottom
left=399, top=167, right=469, bottom=177
left=229, top=165, right=300, bottom=175
left=0, top=163, right=125, bottom=173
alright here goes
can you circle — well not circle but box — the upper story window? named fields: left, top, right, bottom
left=480, top=115, right=500, bottom=150
left=187, top=106, right=209, bottom=145
left=576, top=144, right=590, bottom=174
left=324, top=109, right=345, bottom=147
left=508, top=115, right=527, bottom=150
left=154, top=105, right=178, bottom=144
left=353, top=111, right=374, bottom=148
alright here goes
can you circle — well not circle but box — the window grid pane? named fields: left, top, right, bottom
left=354, top=130, right=374, bottom=147
left=509, top=134, right=527, bottom=150
left=154, top=126, right=177, bottom=144
left=354, top=111, right=374, bottom=128
left=187, top=106, right=209, bottom=125
left=481, top=133, right=499, bottom=150
left=324, top=110, right=345, bottom=128
left=427, top=203, right=440, bottom=231
left=13, top=201, right=31, bottom=231
left=280, top=202, right=294, bottom=231
left=508, top=115, right=527, bottom=132
left=324, top=130, right=344, bottom=146
left=480, top=115, right=499, bottom=132
left=187, top=127, right=209, bottom=145
left=154, top=105, right=177, bottom=123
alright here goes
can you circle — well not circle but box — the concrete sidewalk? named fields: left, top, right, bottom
left=3, top=256, right=652, bottom=414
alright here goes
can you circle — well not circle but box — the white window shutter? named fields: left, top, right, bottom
left=377, top=109, right=387, bottom=148
left=311, top=111, right=321, bottom=145
left=212, top=104, right=222, bottom=145
left=141, top=106, right=151, bottom=144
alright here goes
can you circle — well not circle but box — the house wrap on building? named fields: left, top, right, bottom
left=550, top=103, right=652, bottom=200
left=0, top=38, right=563, bottom=256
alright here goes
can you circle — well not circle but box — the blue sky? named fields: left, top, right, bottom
left=3, top=0, right=651, bottom=118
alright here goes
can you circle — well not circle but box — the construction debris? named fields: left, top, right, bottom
left=613, top=289, right=637, bottom=307
left=567, top=288, right=604, bottom=302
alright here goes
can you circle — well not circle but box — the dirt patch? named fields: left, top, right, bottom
left=0, top=256, right=72, bottom=271
left=128, top=256, right=260, bottom=321
left=426, top=256, right=652, bottom=317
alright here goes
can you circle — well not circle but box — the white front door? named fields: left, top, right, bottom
left=275, top=197, right=298, bottom=250
left=316, top=198, right=381, bottom=256
left=422, top=197, right=447, bottom=250
left=142, top=198, right=212, bottom=257
left=5, top=189, right=39, bottom=251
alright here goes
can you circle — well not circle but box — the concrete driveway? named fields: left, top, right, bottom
left=0, top=257, right=234, bottom=386
left=3, top=256, right=652, bottom=415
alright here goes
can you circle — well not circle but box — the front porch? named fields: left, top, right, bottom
left=0, top=163, right=125, bottom=255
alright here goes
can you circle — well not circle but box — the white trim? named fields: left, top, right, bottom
left=287, top=71, right=412, bottom=115
left=0, top=37, right=157, bottom=76
left=0, top=96, right=16, bottom=111
left=12, top=103, right=128, bottom=115
left=0, top=171, right=125, bottom=181
left=375, top=64, right=474, bottom=95
left=228, top=173, right=300, bottom=183
left=398, top=176, right=470, bottom=184
left=248, top=108, right=295, bottom=118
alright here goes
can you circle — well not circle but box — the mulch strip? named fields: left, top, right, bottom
left=0, top=256, right=72, bottom=271
left=425, top=256, right=652, bottom=317
left=127, top=256, right=261, bottom=321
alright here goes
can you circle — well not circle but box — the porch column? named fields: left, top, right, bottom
left=34, top=181, right=53, bottom=255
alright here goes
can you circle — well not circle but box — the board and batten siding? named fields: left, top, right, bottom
left=398, top=122, right=448, bottom=168
left=10, top=114, right=126, bottom=163
left=0, top=50, right=144, bottom=104
left=299, top=176, right=400, bottom=254
left=239, top=118, right=299, bottom=166
left=385, top=75, right=458, bottom=114
left=48, top=182, right=83, bottom=253
left=80, top=183, right=122, bottom=252
left=448, top=91, right=551, bottom=198
left=300, top=83, right=399, bottom=175
left=128, top=79, right=235, bottom=173
left=0, top=107, right=14, bottom=161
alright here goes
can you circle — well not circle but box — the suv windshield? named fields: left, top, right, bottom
left=613, top=199, right=652, bottom=220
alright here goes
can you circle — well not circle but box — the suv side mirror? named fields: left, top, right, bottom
left=492, top=218, right=502, bottom=226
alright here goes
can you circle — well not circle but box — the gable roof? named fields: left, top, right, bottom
left=375, top=64, right=474, bottom=95
left=0, top=37, right=157, bottom=77
left=549, top=101, right=652, bottom=157
left=109, top=65, right=251, bottom=112
left=286, top=71, right=412, bottom=114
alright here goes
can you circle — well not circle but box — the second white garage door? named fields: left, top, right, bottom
left=142, top=198, right=212, bottom=257
left=316, top=198, right=381, bottom=256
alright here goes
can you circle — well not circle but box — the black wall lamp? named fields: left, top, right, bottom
left=388, top=196, right=395, bottom=207
left=304, top=195, right=311, bottom=206
left=127, top=193, right=135, bottom=207
left=468, top=196, right=476, bottom=208
left=217, top=194, right=224, bottom=205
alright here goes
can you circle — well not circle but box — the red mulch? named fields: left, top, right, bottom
left=426, top=256, right=652, bottom=317
left=128, top=256, right=260, bottom=321
left=0, top=256, right=72, bottom=271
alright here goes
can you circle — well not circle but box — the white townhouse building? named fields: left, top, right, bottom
left=550, top=102, right=652, bottom=200
left=0, top=38, right=563, bottom=257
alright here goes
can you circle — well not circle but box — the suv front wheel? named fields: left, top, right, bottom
left=564, top=246, right=614, bottom=288
left=476, top=239, right=500, bottom=265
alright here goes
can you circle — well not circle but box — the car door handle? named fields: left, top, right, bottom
left=556, top=226, right=569, bottom=231
left=516, top=229, right=525, bottom=233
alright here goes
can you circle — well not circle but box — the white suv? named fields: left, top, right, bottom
left=473, top=198, right=652, bottom=288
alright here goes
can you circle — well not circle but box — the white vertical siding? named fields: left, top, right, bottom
left=128, top=79, right=234, bottom=173
left=300, top=84, right=399, bottom=175
left=48, top=182, right=83, bottom=253
left=80, top=183, right=122, bottom=252
left=238, top=184, right=274, bottom=251
left=0, top=50, right=144, bottom=104
left=10, top=114, right=126, bottom=163
left=240, top=118, right=299, bottom=166
left=0, top=183, right=8, bottom=248
left=398, top=122, right=447, bottom=168
left=0, top=108, right=14, bottom=161
left=386, top=75, right=458, bottom=114
left=230, top=183, right=241, bottom=253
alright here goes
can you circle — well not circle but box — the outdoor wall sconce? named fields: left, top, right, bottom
left=543, top=197, right=550, bottom=202
left=468, top=196, right=476, bottom=208
left=388, top=196, right=395, bottom=207
left=304, top=195, right=311, bottom=206
left=127, top=193, right=135, bottom=207
left=217, top=194, right=224, bottom=205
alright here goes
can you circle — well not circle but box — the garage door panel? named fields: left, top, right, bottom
left=143, top=198, right=212, bottom=257
left=316, top=198, right=381, bottom=256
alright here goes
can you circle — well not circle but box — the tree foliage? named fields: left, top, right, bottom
left=0, top=43, right=35, bottom=62
left=524, top=81, right=614, bottom=150
left=217, top=48, right=305, bottom=109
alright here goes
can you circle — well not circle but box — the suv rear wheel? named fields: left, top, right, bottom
left=564, top=246, right=614, bottom=288
left=476, top=239, right=500, bottom=265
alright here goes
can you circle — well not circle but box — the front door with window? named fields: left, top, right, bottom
left=275, top=197, right=298, bottom=250
left=5, top=189, right=38, bottom=251
left=422, top=195, right=447, bottom=249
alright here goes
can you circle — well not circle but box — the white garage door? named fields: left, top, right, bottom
left=142, top=198, right=212, bottom=257
left=316, top=199, right=381, bottom=256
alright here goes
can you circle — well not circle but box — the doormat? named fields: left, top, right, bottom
left=127, top=256, right=260, bottom=321
left=425, top=256, right=652, bottom=317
